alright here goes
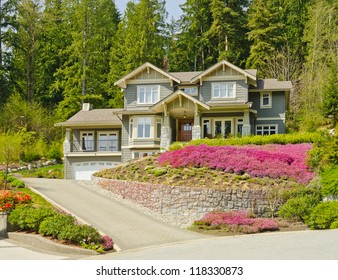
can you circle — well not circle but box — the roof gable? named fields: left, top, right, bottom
left=114, top=62, right=181, bottom=88
left=190, top=60, right=257, bottom=84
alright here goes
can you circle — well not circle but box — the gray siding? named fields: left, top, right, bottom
left=249, top=91, right=286, bottom=118
left=122, top=148, right=132, bottom=162
left=125, top=83, right=173, bottom=109
left=200, top=80, right=248, bottom=103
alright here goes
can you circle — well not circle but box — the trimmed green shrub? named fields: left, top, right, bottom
left=39, top=214, right=75, bottom=238
left=330, top=220, right=338, bottom=229
left=320, top=166, right=338, bottom=197
left=307, top=201, right=338, bottom=229
left=278, top=195, right=320, bottom=222
left=58, top=224, right=101, bottom=244
left=8, top=205, right=57, bottom=231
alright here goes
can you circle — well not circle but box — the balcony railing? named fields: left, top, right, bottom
left=71, top=140, right=120, bottom=152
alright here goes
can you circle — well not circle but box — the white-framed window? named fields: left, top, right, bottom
left=182, top=87, right=198, bottom=96
left=260, top=92, right=272, bottom=108
left=156, top=118, right=162, bottom=139
left=236, top=119, right=244, bottom=136
left=212, top=82, right=236, bottom=99
left=203, top=119, right=211, bottom=138
left=137, top=85, right=160, bottom=104
left=97, top=131, right=119, bottom=152
left=129, top=118, right=134, bottom=139
left=214, top=119, right=232, bottom=138
left=256, top=125, right=277, bottom=136
left=81, top=131, right=94, bottom=151
left=137, top=117, right=151, bottom=138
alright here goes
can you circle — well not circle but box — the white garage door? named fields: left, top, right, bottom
left=74, top=162, right=118, bottom=180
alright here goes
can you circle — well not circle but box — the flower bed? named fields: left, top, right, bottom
left=159, top=144, right=314, bottom=184
left=0, top=190, right=32, bottom=212
left=194, top=211, right=279, bottom=233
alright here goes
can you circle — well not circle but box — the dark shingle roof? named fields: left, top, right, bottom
left=169, top=71, right=202, bottom=82
left=250, top=79, right=292, bottom=91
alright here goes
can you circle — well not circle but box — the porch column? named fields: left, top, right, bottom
left=160, top=115, right=172, bottom=150
left=242, top=111, right=251, bottom=136
left=63, top=128, right=72, bottom=153
left=192, top=104, right=201, bottom=140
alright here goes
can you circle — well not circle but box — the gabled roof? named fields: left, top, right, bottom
left=190, top=60, right=257, bottom=83
left=249, top=79, right=292, bottom=91
left=170, top=71, right=202, bottom=83
left=55, top=109, right=122, bottom=127
left=150, top=90, right=210, bottom=113
left=114, top=62, right=181, bottom=88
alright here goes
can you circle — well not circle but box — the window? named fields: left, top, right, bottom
left=81, top=132, right=94, bottom=151
left=137, top=86, right=159, bottom=104
left=256, top=125, right=277, bottom=136
left=213, top=119, right=232, bottom=138
left=129, top=119, right=133, bottom=139
left=260, top=92, right=272, bottom=108
left=203, top=119, right=211, bottom=138
left=156, top=119, right=162, bottom=138
left=137, top=117, right=151, bottom=138
left=183, top=87, right=197, bottom=96
left=237, top=119, right=243, bottom=136
left=133, top=151, right=156, bottom=159
left=98, top=132, right=118, bottom=152
left=212, top=82, right=235, bottom=99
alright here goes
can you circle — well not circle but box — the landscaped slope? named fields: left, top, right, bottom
left=96, top=143, right=313, bottom=189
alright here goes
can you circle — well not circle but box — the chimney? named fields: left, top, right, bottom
left=82, top=103, right=92, bottom=111
left=163, top=56, right=169, bottom=72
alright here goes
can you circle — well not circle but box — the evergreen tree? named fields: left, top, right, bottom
left=108, top=0, right=167, bottom=108
left=322, top=62, right=338, bottom=127
left=206, top=0, right=249, bottom=68
left=169, top=0, right=213, bottom=72
left=54, top=0, right=120, bottom=120
left=0, top=0, right=18, bottom=105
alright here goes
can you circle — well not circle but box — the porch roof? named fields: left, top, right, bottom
left=150, top=90, right=210, bottom=113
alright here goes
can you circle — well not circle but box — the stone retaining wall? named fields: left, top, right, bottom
left=92, top=177, right=274, bottom=227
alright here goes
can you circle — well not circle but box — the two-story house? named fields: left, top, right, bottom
left=57, top=60, right=292, bottom=180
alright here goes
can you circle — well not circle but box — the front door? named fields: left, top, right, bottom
left=178, top=119, right=193, bottom=141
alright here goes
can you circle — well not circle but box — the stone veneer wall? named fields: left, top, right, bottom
left=92, top=177, right=273, bottom=227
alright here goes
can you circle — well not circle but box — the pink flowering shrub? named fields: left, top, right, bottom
left=158, top=144, right=314, bottom=184
left=101, top=235, right=114, bottom=251
left=195, top=211, right=279, bottom=233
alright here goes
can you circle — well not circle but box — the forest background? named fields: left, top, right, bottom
left=0, top=0, right=337, bottom=162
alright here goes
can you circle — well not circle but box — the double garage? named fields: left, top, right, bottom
left=65, top=156, right=122, bottom=180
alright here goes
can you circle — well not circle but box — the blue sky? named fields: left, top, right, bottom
left=115, top=0, right=186, bottom=20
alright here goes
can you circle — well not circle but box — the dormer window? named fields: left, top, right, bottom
left=182, top=87, right=198, bottom=96
left=137, top=85, right=160, bottom=104
left=212, top=82, right=236, bottom=99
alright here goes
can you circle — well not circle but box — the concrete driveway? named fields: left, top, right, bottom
left=22, top=178, right=207, bottom=251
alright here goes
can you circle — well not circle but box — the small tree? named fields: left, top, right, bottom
left=322, top=63, right=338, bottom=127
left=0, top=133, right=21, bottom=189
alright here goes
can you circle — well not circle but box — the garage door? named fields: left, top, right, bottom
left=74, top=162, right=119, bottom=180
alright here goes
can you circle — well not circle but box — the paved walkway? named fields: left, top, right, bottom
left=22, top=178, right=207, bottom=251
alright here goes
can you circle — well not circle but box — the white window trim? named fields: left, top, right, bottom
left=80, top=131, right=95, bottom=151
left=202, top=118, right=211, bottom=138
left=180, top=86, right=198, bottom=96
left=256, top=124, right=278, bottom=136
left=137, top=85, right=160, bottom=105
left=213, top=118, right=233, bottom=137
left=129, top=118, right=134, bottom=139
left=211, top=82, right=236, bottom=99
left=136, top=117, right=152, bottom=139
left=97, top=131, right=119, bottom=152
left=156, top=118, right=162, bottom=139
left=260, top=92, right=272, bottom=108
